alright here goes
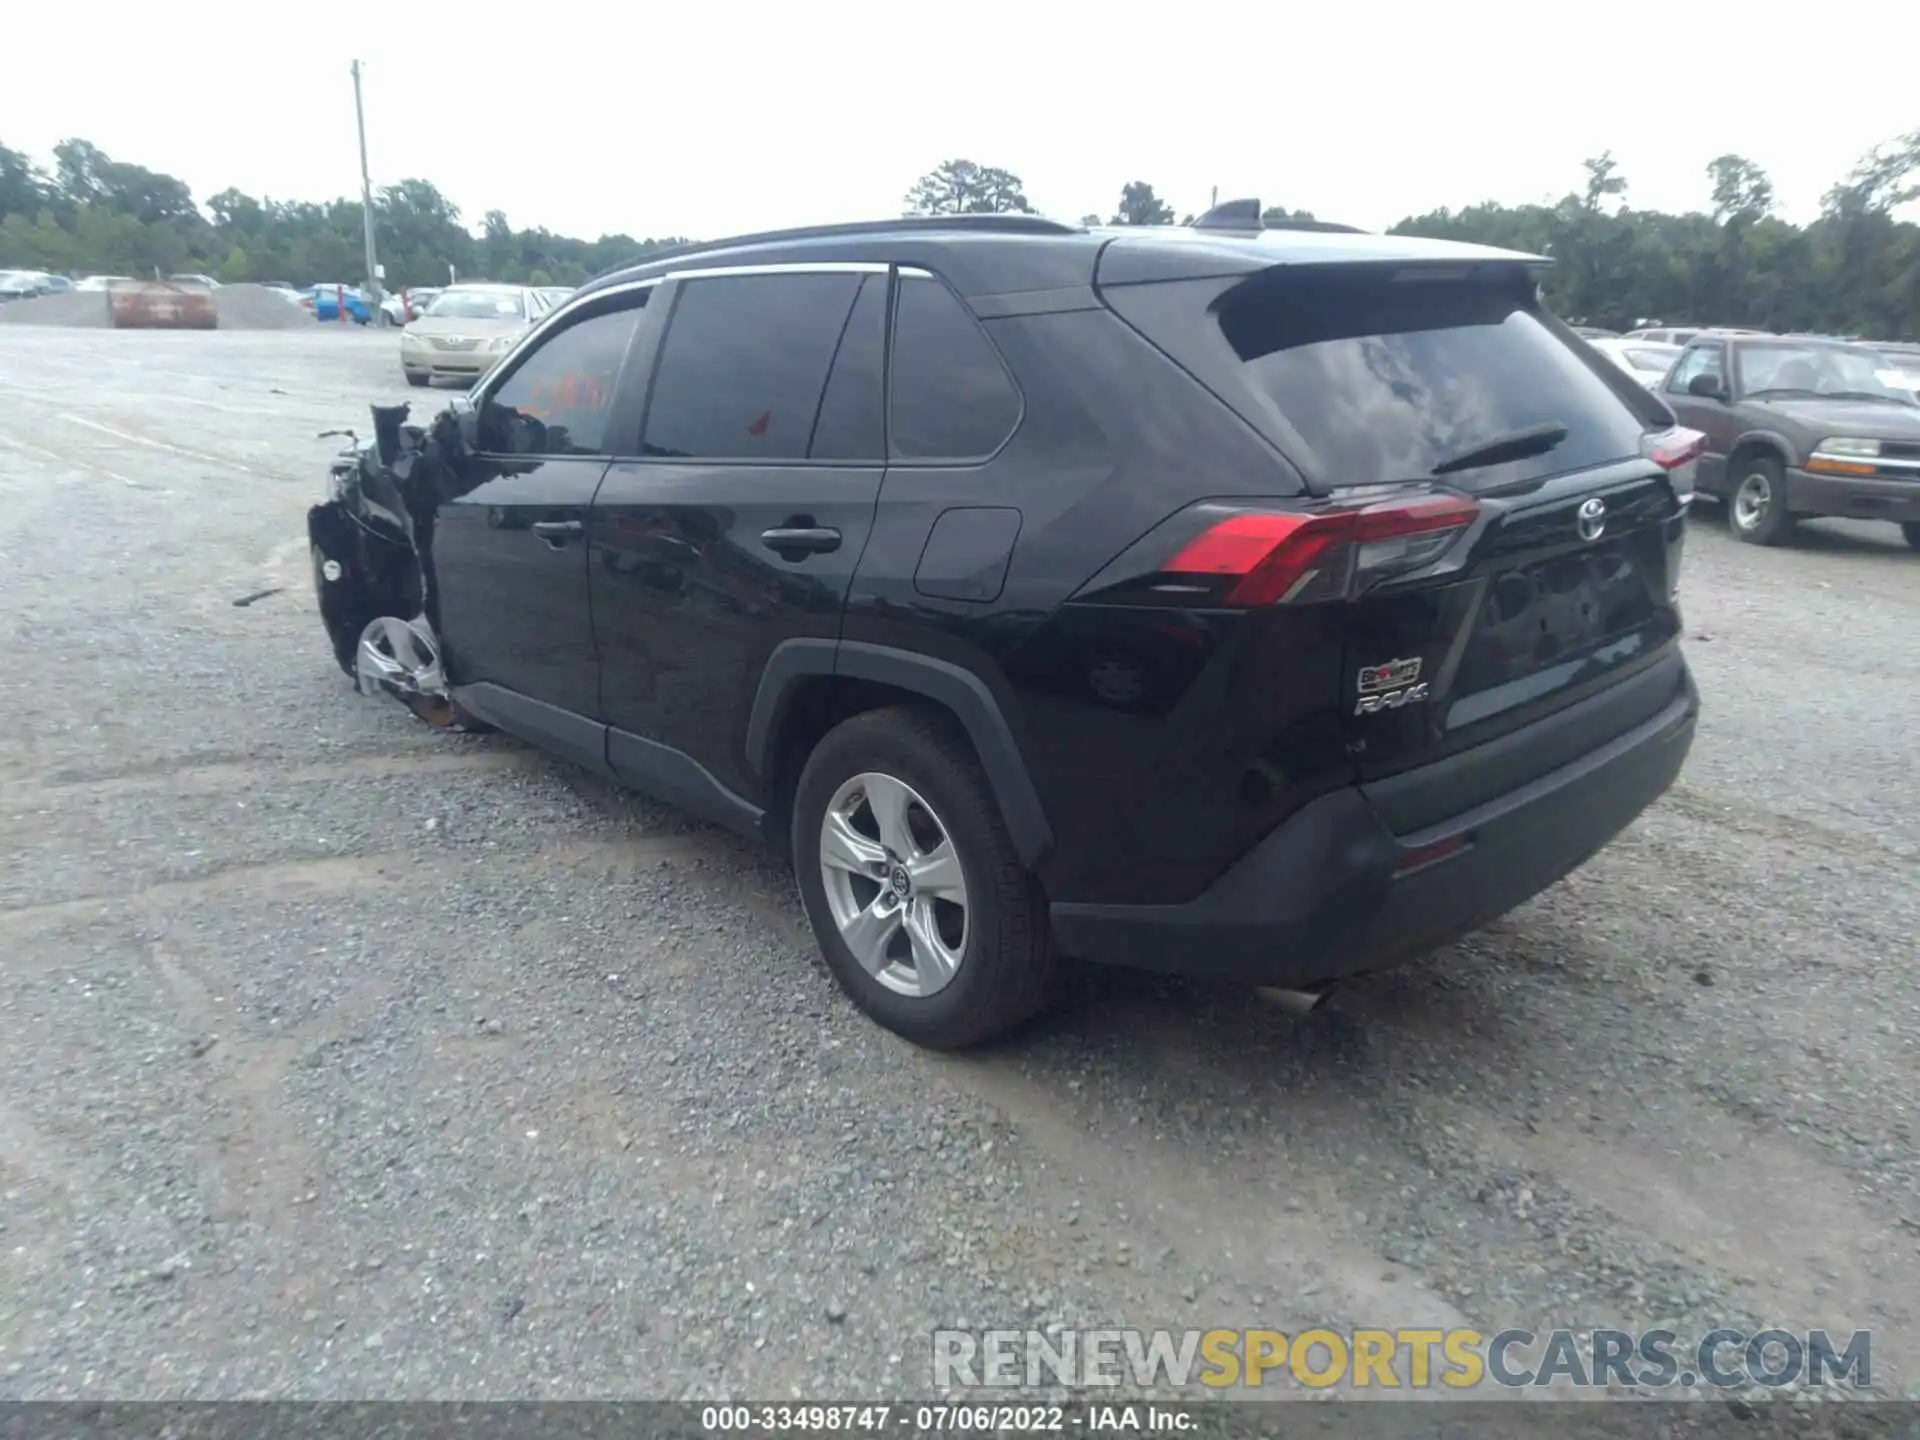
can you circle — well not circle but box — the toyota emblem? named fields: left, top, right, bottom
left=1576, top=496, right=1608, bottom=542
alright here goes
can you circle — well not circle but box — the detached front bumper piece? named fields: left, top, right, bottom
left=1050, top=661, right=1699, bottom=984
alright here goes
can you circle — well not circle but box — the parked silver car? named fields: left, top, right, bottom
left=398, top=284, right=558, bottom=387
left=1589, top=337, right=1684, bottom=389
left=380, top=286, right=443, bottom=326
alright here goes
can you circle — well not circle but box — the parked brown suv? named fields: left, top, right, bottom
left=1660, top=334, right=1920, bottom=547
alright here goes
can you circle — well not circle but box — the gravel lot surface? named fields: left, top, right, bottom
left=0, top=329, right=1915, bottom=1405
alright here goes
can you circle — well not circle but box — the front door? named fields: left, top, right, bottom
left=589, top=267, right=888, bottom=808
left=433, top=295, right=650, bottom=720
left=1660, top=340, right=1733, bottom=494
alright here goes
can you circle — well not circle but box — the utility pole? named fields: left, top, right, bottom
left=351, top=60, right=385, bottom=324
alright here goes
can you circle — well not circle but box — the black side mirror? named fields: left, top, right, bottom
left=1687, top=373, right=1727, bottom=400
left=371, top=403, right=410, bottom=465
left=447, top=395, right=481, bottom=450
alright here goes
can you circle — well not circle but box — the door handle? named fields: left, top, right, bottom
left=760, top=526, right=841, bottom=558
left=531, top=519, right=584, bottom=547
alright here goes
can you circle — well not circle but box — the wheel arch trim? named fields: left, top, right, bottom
left=1727, top=429, right=1796, bottom=470
left=747, top=639, right=1054, bottom=869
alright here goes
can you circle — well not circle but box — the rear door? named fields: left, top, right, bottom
left=432, top=290, right=650, bottom=719
left=588, top=264, right=888, bottom=802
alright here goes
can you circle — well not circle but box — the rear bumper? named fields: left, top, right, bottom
left=1049, top=660, right=1698, bottom=984
left=1785, top=468, right=1920, bottom=523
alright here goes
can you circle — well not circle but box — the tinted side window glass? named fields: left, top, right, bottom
left=809, top=274, right=885, bottom=462
left=642, top=273, right=861, bottom=461
left=481, top=299, right=644, bottom=455
left=890, top=275, right=1021, bottom=460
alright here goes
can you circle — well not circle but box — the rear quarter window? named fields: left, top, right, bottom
left=889, top=274, right=1022, bottom=461
left=1219, top=274, right=1650, bottom=490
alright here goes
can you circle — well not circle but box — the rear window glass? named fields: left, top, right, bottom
left=1219, top=276, right=1648, bottom=489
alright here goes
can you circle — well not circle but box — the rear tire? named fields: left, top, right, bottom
left=1729, top=455, right=1794, bottom=546
left=1902, top=522, right=1920, bottom=551
left=791, top=706, right=1058, bottom=1050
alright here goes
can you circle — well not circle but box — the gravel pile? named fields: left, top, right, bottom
left=214, top=284, right=312, bottom=330
left=0, top=290, right=112, bottom=326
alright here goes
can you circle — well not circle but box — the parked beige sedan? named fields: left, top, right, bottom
left=399, top=284, right=557, bottom=388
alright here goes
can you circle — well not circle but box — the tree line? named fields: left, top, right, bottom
left=0, top=139, right=690, bottom=290
left=2, top=135, right=1916, bottom=337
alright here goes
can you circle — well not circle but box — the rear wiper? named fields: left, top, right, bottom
left=1431, top=421, right=1569, bottom=477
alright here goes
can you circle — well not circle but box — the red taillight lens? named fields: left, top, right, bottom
left=1164, top=512, right=1345, bottom=605
left=1164, top=512, right=1318, bottom=576
left=1163, top=493, right=1480, bottom=606
left=1646, top=426, right=1707, bottom=470
left=1643, top=425, right=1706, bottom=502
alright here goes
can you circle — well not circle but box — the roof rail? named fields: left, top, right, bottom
left=590, top=213, right=1083, bottom=283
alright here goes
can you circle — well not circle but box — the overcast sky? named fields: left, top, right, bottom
left=5, top=1, right=1916, bottom=242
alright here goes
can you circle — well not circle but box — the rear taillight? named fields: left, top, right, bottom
left=1645, top=426, right=1707, bottom=470
left=1162, top=493, right=1481, bottom=606
left=1644, top=426, right=1706, bottom=500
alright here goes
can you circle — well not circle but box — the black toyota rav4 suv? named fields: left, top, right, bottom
left=311, top=208, right=1702, bottom=1049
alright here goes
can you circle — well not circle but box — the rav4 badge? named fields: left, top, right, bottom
left=1357, top=657, right=1422, bottom=694
left=1355, top=657, right=1429, bottom=717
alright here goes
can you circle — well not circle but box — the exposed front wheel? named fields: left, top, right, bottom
left=404, top=372, right=430, bottom=388
left=1730, top=457, right=1795, bottom=546
left=791, top=707, right=1059, bottom=1049
left=1902, top=522, right=1920, bottom=551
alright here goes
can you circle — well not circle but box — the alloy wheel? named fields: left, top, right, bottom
left=817, top=771, right=969, bottom=998
left=1733, top=471, right=1772, bottom=532
left=354, top=615, right=444, bottom=700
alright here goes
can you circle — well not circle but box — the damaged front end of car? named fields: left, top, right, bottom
left=308, top=401, right=474, bottom=729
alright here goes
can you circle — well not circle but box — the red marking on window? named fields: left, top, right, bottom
left=520, top=370, right=615, bottom=422
left=747, top=410, right=771, bottom=437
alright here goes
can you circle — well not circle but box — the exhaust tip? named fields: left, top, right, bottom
left=1255, top=984, right=1333, bottom=1017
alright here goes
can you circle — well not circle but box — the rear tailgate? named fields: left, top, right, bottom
left=1343, top=461, right=1687, bottom=826
left=1100, top=251, right=1694, bottom=833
